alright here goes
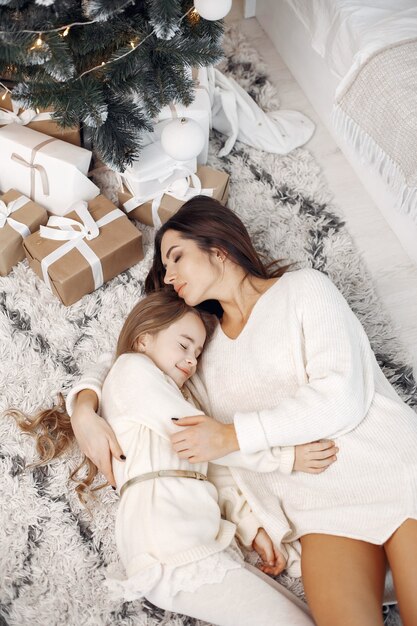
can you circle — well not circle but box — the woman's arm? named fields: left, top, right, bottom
left=233, top=270, right=376, bottom=454
left=171, top=270, right=375, bottom=460
left=67, top=353, right=123, bottom=487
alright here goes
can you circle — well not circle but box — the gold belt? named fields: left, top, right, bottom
left=119, top=469, right=208, bottom=498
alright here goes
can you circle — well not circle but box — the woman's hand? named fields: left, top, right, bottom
left=294, top=439, right=338, bottom=473
left=70, top=389, right=125, bottom=487
left=252, top=528, right=287, bottom=576
left=171, top=415, right=239, bottom=462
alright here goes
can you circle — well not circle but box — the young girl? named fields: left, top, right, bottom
left=98, top=289, right=314, bottom=625
left=16, top=290, right=315, bottom=626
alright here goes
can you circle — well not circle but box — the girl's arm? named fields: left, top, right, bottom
left=207, top=462, right=260, bottom=548
left=207, top=463, right=297, bottom=576
left=66, top=353, right=123, bottom=488
left=213, top=439, right=337, bottom=474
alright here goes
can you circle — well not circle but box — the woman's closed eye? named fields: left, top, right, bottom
left=173, top=254, right=181, bottom=263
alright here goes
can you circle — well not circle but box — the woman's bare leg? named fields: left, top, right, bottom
left=300, top=534, right=386, bottom=626
left=384, top=518, right=417, bottom=626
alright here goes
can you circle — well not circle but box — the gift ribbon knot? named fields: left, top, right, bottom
left=122, top=166, right=213, bottom=229
left=0, top=100, right=53, bottom=126
left=11, top=137, right=56, bottom=201
left=0, top=195, right=32, bottom=238
left=39, top=200, right=125, bottom=297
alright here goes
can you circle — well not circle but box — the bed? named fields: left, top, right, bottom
left=255, top=0, right=417, bottom=265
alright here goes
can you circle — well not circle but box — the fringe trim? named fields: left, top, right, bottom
left=332, top=105, right=417, bottom=224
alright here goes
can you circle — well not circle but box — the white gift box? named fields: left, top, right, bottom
left=122, top=140, right=197, bottom=201
left=141, top=67, right=212, bottom=165
left=0, top=123, right=99, bottom=216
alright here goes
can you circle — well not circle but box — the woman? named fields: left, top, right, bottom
left=69, top=197, right=417, bottom=626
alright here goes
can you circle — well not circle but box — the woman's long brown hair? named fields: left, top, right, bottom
left=145, top=195, right=292, bottom=317
left=9, top=290, right=216, bottom=504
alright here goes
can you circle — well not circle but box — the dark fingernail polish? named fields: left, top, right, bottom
left=120, top=454, right=126, bottom=460
left=171, top=418, right=179, bottom=421
left=111, top=486, right=116, bottom=490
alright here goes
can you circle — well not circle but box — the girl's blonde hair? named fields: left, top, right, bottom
left=10, top=290, right=216, bottom=503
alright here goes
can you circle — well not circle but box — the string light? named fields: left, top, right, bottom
left=189, top=8, right=201, bottom=24
left=0, top=81, right=12, bottom=101
left=0, top=4, right=197, bottom=85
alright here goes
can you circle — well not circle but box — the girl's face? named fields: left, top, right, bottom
left=161, top=230, right=222, bottom=306
left=139, top=312, right=206, bottom=388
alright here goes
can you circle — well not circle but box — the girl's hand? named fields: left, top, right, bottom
left=252, top=528, right=287, bottom=576
left=70, top=390, right=125, bottom=487
left=294, top=439, right=338, bottom=473
left=171, top=415, right=239, bottom=462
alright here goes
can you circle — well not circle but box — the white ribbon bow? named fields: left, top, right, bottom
left=122, top=166, right=213, bottom=229
left=0, top=195, right=31, bottom=239
left=0, top=99, right=52, bottom=126
left=39, top=200, right=124, bottom=294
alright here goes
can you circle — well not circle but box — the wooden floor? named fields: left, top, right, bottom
left=226, top=1, right=417, bottom=373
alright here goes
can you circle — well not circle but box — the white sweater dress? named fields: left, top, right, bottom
left=79, top=352, right=298, bottom=598
left=187, top=268, right=417, bottom=576
left=67, top=268, right=417, bottom=580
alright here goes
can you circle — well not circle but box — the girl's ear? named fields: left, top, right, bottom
left=134, top=334, right=149, bottom=353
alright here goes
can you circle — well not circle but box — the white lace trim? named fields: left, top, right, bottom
left=104, top=543, right=244, bottom=601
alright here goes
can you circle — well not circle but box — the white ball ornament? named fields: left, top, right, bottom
left=160, top=117, right=205, bottom=161
left=194, top=0, right=232, bottom=21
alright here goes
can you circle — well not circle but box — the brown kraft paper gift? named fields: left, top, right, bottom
left=118, top=165, right=230, bottom=227
left=23, top=195, right=143, bottom=306
left=0, top=188, right=48, bottom=276
left=0, top=91, right=81, bottom=146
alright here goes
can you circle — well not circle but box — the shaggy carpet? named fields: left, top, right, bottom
left=0, top=24, right=414, bottom=626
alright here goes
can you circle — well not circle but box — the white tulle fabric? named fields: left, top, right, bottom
left=104, top=543, right=244, bottom=602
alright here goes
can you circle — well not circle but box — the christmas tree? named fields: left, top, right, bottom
left=0, top=0, right=225, bottom=170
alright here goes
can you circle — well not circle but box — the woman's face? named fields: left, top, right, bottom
left=161, top=230, right=222, bottom=306
left=140, top=312, right=206, bottom=388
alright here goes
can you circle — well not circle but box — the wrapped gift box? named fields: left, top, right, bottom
left=0, top=90, right=81, bottom=146
left=141, top=67, right=211, bottom=165
left=0, top=189, right=48, bottom=276
left=23, top=195, right=143, bottom=306
left=121, top=140, right=197, bottom=200
left=119, top=165, right=229, bottom=227
left=0, top=123, right=99, bottom=216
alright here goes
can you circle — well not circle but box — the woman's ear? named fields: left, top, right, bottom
left=213, top=247, right=227, bottom=263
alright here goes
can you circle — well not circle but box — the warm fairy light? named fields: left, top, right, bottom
left=130, top=41, right=135, bottom=48
left=36, top=107, right=40, bottom=114
left=63, top=26, right=70, bottom=36
left=30, top=34, right=43, bottom=50
left=1, top=92, right=6, bottom=100
left=188, top=8, right=201, bottom=24
left=101, top=61, right=105, bottom=66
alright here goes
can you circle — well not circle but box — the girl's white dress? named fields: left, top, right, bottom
left=96, top=353, right=295, bottom=599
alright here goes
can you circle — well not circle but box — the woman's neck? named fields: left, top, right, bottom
left=219, top=275, right=278, bottom=327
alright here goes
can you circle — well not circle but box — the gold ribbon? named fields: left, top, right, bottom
left=11, top=137, right=56, bottom=200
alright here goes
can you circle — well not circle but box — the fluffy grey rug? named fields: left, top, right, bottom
left=0, top=24, right=413, bottom=626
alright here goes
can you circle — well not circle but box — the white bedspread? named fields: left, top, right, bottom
left=284, top=0, right=417, bottom=92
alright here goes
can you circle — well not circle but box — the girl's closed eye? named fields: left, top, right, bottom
left=173, top=255, right=181, bottom=263
left=179, top=343, right=187, bottom=350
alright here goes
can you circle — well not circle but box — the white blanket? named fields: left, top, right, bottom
left=208, top=68, right=315, bottom=157
left=284, top=0, right=417, bottom=93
